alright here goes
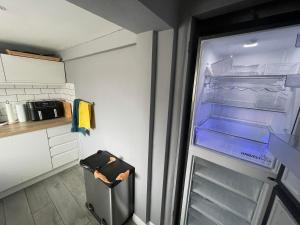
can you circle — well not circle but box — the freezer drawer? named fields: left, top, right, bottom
left=181, top=155, right=272, bottom=225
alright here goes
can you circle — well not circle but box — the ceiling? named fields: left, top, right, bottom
left=202, top=25, right=300, bottom=56
left=0, top=0, right=122, bottom=52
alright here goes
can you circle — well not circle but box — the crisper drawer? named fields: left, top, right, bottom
left=185, top=156, right=269, bottom=225
left=52, top=148, right=79, bottom=169
left=194, top=117, right=275, bottom=168
left=48, top=132, right=78, bottom=147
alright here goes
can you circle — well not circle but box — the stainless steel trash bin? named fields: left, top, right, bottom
left=80, top=150, right=134, bottom=225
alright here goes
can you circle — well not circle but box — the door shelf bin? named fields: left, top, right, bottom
left=194, top=118, right=275, bottom=168
left=269, top=134, right=300, bottom=180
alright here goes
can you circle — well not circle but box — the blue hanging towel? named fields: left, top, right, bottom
left=71, top=99, right=89, bottom=135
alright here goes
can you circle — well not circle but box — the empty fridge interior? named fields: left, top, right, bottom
left=193, top=25, right=300, bottom=168
left=186, top=157, right=265, bottom=225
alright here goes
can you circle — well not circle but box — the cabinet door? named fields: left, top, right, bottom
left=47, top=124, right=72, bottom=138
left=48, top=133, right=78, bottom=147
left=52, top=148, right=79, bottom=169
left=0, top=57, right=5, bottom=82
left=0, top=130, right=52, bottom=192
left=267, top=197, right=298, bottom=225
left=1, top=54, right=65, bottom=84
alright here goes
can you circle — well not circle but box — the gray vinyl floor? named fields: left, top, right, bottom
left=0, top=166, right=136, bottom=225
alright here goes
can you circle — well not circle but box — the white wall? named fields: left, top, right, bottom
left=64, top=31, right=155, bottom=223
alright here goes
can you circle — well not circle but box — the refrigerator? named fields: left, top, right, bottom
left=180, top=25, right=300, bottom=225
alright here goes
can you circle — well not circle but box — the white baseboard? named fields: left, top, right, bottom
left=132, top=214, right=155, bottom=225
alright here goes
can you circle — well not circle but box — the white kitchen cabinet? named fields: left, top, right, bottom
left=0, top=130, right=52, bottom=192
left=50, top=140, right=79, bottom=156
left=47, top=125, right=79, bottom=169
left=48, top=132, right=78, bottom=147
left=0, top=57, right=5, bottom=82
left=47, top=124, right=72, bottom=138
left=1, top=54, right=65, bottom=84
left=52, top=148, right=79, bottom=169
left=267, top=197, right=298, bottom=225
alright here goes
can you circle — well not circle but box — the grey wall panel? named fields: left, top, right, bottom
left=150, top=29, right=174, bottom=225
left=163, top=18, right=193, bottom=225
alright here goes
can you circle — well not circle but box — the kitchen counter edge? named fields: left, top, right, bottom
left=0, top=118, right=72, bottom=138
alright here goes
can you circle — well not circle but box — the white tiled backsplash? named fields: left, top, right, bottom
left=0, top=83, right=76, bottom=121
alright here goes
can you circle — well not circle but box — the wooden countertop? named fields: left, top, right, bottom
left=0, top=118, right=72, bottom=138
